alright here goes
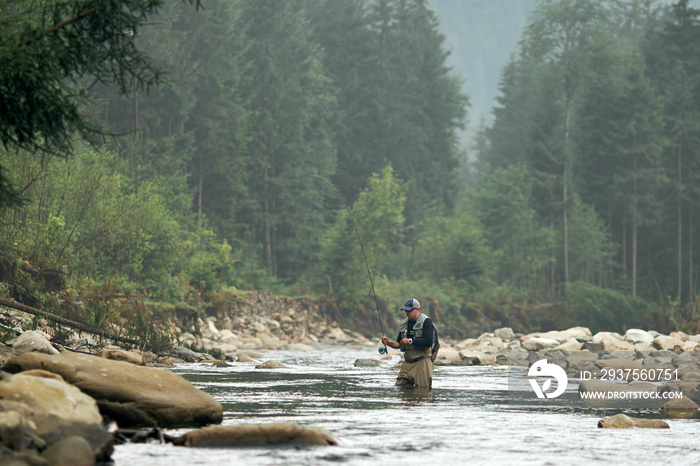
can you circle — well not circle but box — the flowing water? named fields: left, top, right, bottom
left=113, top=345, right=700, bottom=465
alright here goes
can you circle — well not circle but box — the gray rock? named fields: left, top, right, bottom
left=354, top=359, right=382, bottom=367
left=12, top=331, right=58, bottom=356
left=255, top=360, right=285, bottom=369
left=0, top=371, right=102, bottom=434
left=170, top=346, right=207, bottom=362
left=662, top=396, right=700, bottom=416
left=598, top=413, right=669, bottom=429
left=582, top=342, right=603, bottom=352
left=45, top=424, right=113, bottom=463
left=3, top=351, right=223, bottom=428
left=494, top=327, right=514, bottom=341
left=41, top=435, right=94, bottom=466
left=173, top=423, right=338, bottom=447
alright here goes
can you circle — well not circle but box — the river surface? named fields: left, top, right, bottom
left=112, top=345, right=700, bottom=465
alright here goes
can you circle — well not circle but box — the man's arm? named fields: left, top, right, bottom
left=411, top=318, right=434, bottom=348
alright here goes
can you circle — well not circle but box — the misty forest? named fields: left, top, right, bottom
left=2, top=0, right=700, bottom=344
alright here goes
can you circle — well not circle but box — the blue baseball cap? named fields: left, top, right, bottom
left=401, top=298, right=420, bottom=312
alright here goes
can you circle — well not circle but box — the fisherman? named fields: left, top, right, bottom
left=381, top=298, right=436, bottom=388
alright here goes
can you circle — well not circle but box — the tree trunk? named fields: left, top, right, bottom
left=563, top=103, right=570, bottom=285
left=264, top=167, right=273, bottom=277
left=689, top=165, right=694, bottom=305
left=198, top=170, right=203, bottom=226
left=408, top=227, right=416, bottom=281
left=632, top=153, right=638, bottom=297
left=678, top=141, right=683, bottom=303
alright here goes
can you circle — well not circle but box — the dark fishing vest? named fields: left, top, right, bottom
left=399, top=313, right=432, bottom=362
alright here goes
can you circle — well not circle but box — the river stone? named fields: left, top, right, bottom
left=171, top=346, right=207, bottom=362
left=173, top=423, right=339, bottom=447
left=653, top=336, right=684, bottom=351
left=494, top=327, right=514, bottom=341
left=12, top=331, right=59, bottom=356
left=601, top=338, right=634, bottom=352
left=459, top=350, right=486, bottom=365
left=598, top=413, right=669, bottom=429
left=255, top=360, right=285, bottom=369
left=40, top=435, right=94, bottom=466
left=435, top=347, right=461, bottom=363
left=522, top=338, right=559, bottom=351
left=0, top=410, right=42, bottom=451
left=45, top=424, right=113, bottom=463
left=592, top=332, right=623, bottom=344
left=553, top=338, right=582, bottom=352
left=354, top=359, right=381, bottom=367
left=95, top=349, right=145, bottom=366
left=538, top=327, right=592, bottom=342
left=682, top=341, right=699, bottom=351
left=0, top=371, right=102, bottom=429
left=236, top=355, right=256, bottom=363
left=624, top=329, right=655, bottom=344
left=662, top=396, right=699, bottom=418
left=2, top=351, right=223, bottom=428
left=680, top=370, right=700, bottom=382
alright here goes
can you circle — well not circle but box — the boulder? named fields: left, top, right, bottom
left=592, top=332, right=623, bottom=344
left=458, top=350, right=487, bottom=365
left=326, top=327, right=353, bottom=342
left=662, top=396, right=699, bottom=418
left=552, top=338, right=582, bottom=352
left=173, top=423, right=338, bottom=447
left=682, top=341, right=699, bottom=352
left=12, top=331, right=58, bottom=355
left=653, top=336, right=685, bottom=351
left=236, top=355, right=256, bottom=363
left=434, top=347, right=461, bottom=364
left=170, top=346, right=208, bottom=362
left=494, top=328, right=514, bottom=341
left=40, top=435, right=94, bottom=466
left=255, top=360, right=285, bottom=369
left=0, top=371, right=102, bottom=432
left=539, top=327, right=591, bottom=341
left=94, top=349, right=145, bottom=366
left=0, top=409, right=43, bottom=451
left=601, top=337, right=634, bottom=352
left=354, top=359, right=381, bottom=367
left=598, top=413, right=669, bottom=429
left=522, top=338, right=559, bottom=351
left=3, top=351, right=223, bottom=428
left=624, top=329, right=655, bottom=345
left=44, top=424, right=113, bottom=462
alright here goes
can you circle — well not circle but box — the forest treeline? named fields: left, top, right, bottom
left=1, top=0, right=699, bottom=340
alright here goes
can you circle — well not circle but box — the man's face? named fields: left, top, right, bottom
left=405, top=307, right=420, bottom=322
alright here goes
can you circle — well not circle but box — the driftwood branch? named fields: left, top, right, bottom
left=0, top=297, right=137, bottom=346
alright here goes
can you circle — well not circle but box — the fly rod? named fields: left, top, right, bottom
left=313, top=175, right=388, bottom=354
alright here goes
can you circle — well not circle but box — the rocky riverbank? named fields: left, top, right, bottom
left=3, top=291, right=700, bottom=463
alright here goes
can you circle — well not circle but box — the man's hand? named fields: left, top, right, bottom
left=381, top=335, right=400, bottom=349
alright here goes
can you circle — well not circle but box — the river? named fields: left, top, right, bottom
left=112, top=345, right=700, bottom=465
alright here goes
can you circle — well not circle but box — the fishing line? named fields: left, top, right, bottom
left=313, top=175, right=388, bottom=354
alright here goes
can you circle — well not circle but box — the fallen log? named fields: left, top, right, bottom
left=0, top=297, right=137, bottom=346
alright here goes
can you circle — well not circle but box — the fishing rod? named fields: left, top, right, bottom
left=313, top=175, right=388, bottom=355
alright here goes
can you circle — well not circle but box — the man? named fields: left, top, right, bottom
left=381, top=298, right=435, bottom=388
